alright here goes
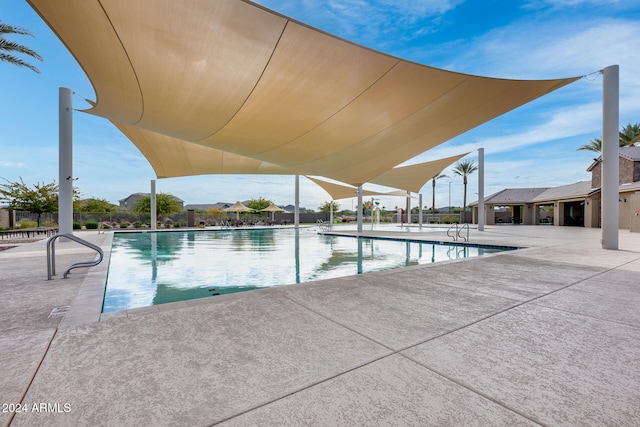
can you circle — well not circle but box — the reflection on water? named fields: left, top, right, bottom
left=102, top=229, right=510, bottom=313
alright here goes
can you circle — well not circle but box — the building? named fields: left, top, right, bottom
left=472, top=147, right=640, bottom=231
left=119, top=193, right=184, bottom=210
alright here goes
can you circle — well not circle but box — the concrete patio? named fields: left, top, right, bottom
left=1, top=225, right=639, bottom=426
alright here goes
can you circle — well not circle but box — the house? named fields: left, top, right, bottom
left=471, top=147, right=640, bottom=230
left=183, top=203, right=233, bottom=212
left=119, top=193, right=184, bottom=210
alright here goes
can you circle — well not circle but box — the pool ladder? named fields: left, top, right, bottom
left=447, top=223, right=469, bottom=242
left=46, top=233, right=104, bottom=280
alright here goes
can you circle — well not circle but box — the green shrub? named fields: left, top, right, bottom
left=73, top=222, right=82, bottom=230
left=85, top=221, right=99, bottom=229
left=451, top=217, right=460, bottom=223
left=441, top=216, right=452, bottom=224
left=133, top=221, right=142, bottom=229
left=119, top=222, right=129, bottom=229
left=16, top=220, right=37, bottom=229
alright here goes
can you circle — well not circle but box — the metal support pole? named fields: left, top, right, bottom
left=405, top=192, right=411, bottom=224
left=330, top=200, right=334, bottom=227
left=294, top=175, right=300, bottom=227
left=150, top=179, right=157, bottom=230
left=58, top=87, right=73, bottom=236
left=418, top=194, right=423, bottom=226
left=478, top=147, right=485, bottom=231
left=601, top=65, right=619, bottom=250
left=357, top=185, right=363, bottom=233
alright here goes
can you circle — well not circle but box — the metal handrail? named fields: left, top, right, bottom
left=47, top=233, right=104, bottom=280
left=447, top=223, right=470, bottom=242
left=458, top=223, right=469, bottom=242
left=316, top=219, right=332, bottom=232
left=447, top=223, right=458, bottom=241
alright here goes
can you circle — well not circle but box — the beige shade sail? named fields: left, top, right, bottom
left=370, top=153, right=470, bottom=193
left=306, top=176, right=398, bottom=201
left=113, top=122, right=297, bottom=178
left=28, top=0, right=581, bottom=185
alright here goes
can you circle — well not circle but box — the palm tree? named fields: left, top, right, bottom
left=577, top=122, right=640, bottom=152
left=577, top=138, right=602, bottom=153
left=0, top=21, right=43, bottom=73
left=452, top=159, right=478, bottom=217
left=430, top=172, right=448, bottom=214
left=619, top=123, right=640, bottom=146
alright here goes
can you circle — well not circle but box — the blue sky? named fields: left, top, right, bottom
left=1, top=0, right=639, bottom=211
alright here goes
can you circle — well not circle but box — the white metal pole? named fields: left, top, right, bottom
left=405, top=192, right=410, bottom=224
left=601, top=65, right=619, bottom=250
left=330, top=200, right=334, bottom=227
left=478, top=147, right=485, bottom=231
left=418, top=193, right=423, bottom=226
left=357, top=185, right=363, bottom=233
left=58, top=87, right=73, bottom=235
left=150, top=179, right=157, bottom=230
left=294, top=175, right=300, bottom=227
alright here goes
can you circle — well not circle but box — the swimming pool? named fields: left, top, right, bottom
left=103, top=228, right=514, bottom=312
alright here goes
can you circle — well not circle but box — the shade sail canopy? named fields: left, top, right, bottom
left=370, top=153, right=470, bottom=193
left=306, top=176, right=403, bottom=201
left=28, top=0, right=580, bottom=185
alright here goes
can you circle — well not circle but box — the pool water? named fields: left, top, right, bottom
left=103, top=228, right=513, bottom=312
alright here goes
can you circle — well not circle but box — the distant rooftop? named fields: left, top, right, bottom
left=531, top=181, right=597, bottom=203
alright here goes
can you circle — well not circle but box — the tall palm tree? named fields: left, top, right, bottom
left=577, top=138, right=602, bottom=153
left=431, top=172, right=448, bottom=213
left=577, top=122, right=640, bottom=152
left=452, top=159, right=478, bottom=215
left=0, top=21, right=43, bottom=73
left=619, top=123, right=640, bottom=146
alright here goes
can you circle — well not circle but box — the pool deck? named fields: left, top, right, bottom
left=1, top=225, right=639, bottom=426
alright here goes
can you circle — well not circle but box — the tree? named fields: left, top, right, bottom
left=76, top=198, right=117, bottom=213
left=430, top=172, right=448, bottom=213
left=318, top=201, right=339, bottom=213
left=0, top=178, right=58, bottom=227
left=132, top=193, right=182, bottom=218
left=620, top=123, right=640, bottom=146
left=452, top=159, right=478, bottom=215
left=577, top=122, right=640, bottom=152
left=246, top=197, right=271, bottom=212
left=0, top=22, right=43, bottom=73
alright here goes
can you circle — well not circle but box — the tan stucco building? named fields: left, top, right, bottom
left=472, top=147, right=640, bottom=231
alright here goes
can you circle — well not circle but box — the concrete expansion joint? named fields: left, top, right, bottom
left=6, top=328, right=59, bottom=427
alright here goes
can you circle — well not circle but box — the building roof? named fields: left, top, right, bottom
left=619, top=146, right=640, bottom=161
left=587, top=146, right=640, bottom=171
left=28, top=0, right=579, bottom=186
left=183, top=203, right=231, bottom=211
left=119, top=193, right=184, bottom=203
left=530, top=181, right=597, bottom=203
left=475, top=188, right=549, bottom=205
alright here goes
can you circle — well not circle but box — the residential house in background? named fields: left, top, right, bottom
left=119, top=193, right=184, bottom=211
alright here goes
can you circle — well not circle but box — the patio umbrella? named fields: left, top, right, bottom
left=224, top=201, right=251, bottom=220
left=260, top=202, right=284, bottom=221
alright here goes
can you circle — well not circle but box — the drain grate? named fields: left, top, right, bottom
left=48, top=305, right=70, bottom=319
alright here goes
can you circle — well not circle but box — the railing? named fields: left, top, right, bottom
left=316, top=219, right=332, bottom=232
left=46, top=233, right=104, bottom=280
left=447, top=223, right=469, bottom=242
